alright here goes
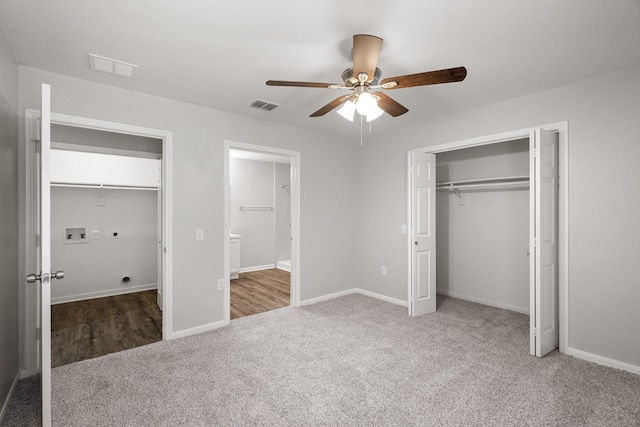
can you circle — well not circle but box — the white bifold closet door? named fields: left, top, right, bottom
left=530, top=129, right=559, bottom=357
left=409, top=152, right=437, bottom=316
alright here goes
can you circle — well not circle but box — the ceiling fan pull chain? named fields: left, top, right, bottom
left=360, top=114, right=364, bottom=146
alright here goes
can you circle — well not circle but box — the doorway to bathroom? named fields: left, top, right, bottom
left=224, top=141, right=300, bottom=321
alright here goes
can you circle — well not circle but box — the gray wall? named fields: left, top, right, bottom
left=356, top=66, right=640, bottom=367
left=16, top=61, right=640, bottom=370
left=18, top=66, right=359, bottom=334
left=0, top=29, right=19, bottom=416
left=436, top=140, right=530, bottom=313
left=229, top=158, right=291, bottom=269
left=51, top=187, right=158, bottom=303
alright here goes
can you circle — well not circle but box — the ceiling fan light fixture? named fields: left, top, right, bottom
left=366, top=104, right=384, bottom=122
left=337, top=100, right=356, bottom=121
left=356, top=92, right=377, bottom=116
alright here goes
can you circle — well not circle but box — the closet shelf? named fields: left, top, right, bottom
left=436, top=175, right=529, bottom=191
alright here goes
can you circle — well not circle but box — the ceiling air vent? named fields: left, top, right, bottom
left=250, top=99, right=280, bottom=112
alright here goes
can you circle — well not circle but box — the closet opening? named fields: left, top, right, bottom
left=435, top=138, right=531, bottom=315
left=408, top=124, right=567, bottom=357
left=49, top=124, right=164, bottom=366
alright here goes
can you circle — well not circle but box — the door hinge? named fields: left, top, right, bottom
left=35, top=326, right=41, bottom=338
left=35, top=234, right=41, bottom=247
left=532, top=148, right=537, bottom=158
left=32, top=139, right=41, bottom=153
left=534, top=327, right=539, bottom=337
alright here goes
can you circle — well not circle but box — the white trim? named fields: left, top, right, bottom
left=566, top=347, right=640, bottom=375
left=239, top=264, right=276, bottom=273
left=51, top=141, right=161, bottom=159
left=170, top=319, right=229, bottom=340
left=224, top=141, right=302, bottom=326
left=22, top=109, right=174, bottom=375
left=300, top=289, right=357, bottom=306
left=354, top=288, right=408, bottom=307
left=408, top=121, right=569, bottom=354
left=276, top=260, right=291, bottom=272
left=437, top=290, right=529, bottom=315
left=300, top=288, right=408, bottom=308
left=50, top=283, right=158, bottom=305
left=0, top=372, right=20, bottom=424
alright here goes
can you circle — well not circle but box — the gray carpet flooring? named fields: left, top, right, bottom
left=3, top=294, right=640, bottom=426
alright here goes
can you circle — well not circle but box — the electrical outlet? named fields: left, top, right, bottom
left=381, top=266, right=387, bottom=276
left=217, top=279, right=224, bottom=291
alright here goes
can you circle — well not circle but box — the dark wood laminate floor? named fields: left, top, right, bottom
left=51, top=290, right=162, bottom=367
left=231, top=269, right=290, bottom=320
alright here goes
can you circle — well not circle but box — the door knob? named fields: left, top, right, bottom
left=26, top=270, right=65, bottom=283
left=414, top=241, right=418, bottom=245
left=26, top=273, right=40, bottom=283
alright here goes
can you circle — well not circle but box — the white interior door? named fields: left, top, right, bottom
left=25, top=84, right=54, bottom=427
left=410, top=152, right=437, bottom=316
left=530, top=129, right=559, bottom=357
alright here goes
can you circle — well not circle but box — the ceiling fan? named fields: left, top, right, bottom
left=266, top=34, right=467, bottom=122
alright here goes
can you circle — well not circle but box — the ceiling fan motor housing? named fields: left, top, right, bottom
left=341, top=67, right=382, bottom=87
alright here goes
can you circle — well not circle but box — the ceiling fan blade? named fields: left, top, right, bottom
left=372, top=92, right=409, bottom=117
left=352, top=34, right=383, bottom=82
left=310, top=94, right=353, bottom=117
left=266, top=80, right=340, bottom=89
left=380, top=66, right=467, bottom=89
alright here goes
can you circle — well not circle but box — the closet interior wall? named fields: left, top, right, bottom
left=49, top=124, right=162, bottom=304
left=436, top=138, right=530, bottom=314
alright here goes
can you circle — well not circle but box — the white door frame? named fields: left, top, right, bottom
left=224, top=140, right=301, bottom=320
left=406, top=122, right=569, bottom=354
left=22, top=110, right=174, bottom=376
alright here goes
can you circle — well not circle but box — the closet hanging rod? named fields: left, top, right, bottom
left=436, top=175, right=529, bottom=188
left=239, top=206, right=273, bottom=211
left=436, top=181, right=529, bottom=191
left=50, top=182, right=158, bottom=191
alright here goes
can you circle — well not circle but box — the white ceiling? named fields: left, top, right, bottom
left=2, top=0, right=640, bottom=140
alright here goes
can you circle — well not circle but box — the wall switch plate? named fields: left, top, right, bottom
left=381, top=266, right=387, bottom=276
left=196, top=229, right=204, bottom=241
left=217, top=279, right=224, bottom=291
left=92, top=230, right=99, bottom=239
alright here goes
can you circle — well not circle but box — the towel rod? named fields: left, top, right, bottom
left=239, top=206, right=273, bottom=211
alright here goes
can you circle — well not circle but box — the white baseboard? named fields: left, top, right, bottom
left=300, top=288, right=408, bottom=308
left=169, top=319, right=229, bottom=340
left=354, top=288, right=408, bottom=307
left=300, top=289, right=356, bottom=306
left=0, top=372, right=20, bottom=424
left=437, top=290, right=529, bottom=315
left=276, top=260, right=291, bottom=272
left=51, top=283, right=158, bottom=305
left=566, top=347, right=640, bottom=375
left=239, top=264, right=276, bottom=273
